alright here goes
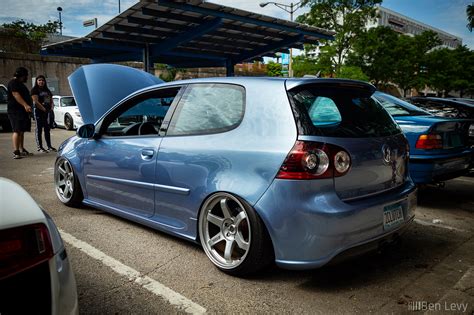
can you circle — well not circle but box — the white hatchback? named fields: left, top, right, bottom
left=53, top=96, right=84, bottom=130
left=0, top=177, right=78, bottom=314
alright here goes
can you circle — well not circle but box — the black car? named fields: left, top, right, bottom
left=408, top=97, right=474, bottom=145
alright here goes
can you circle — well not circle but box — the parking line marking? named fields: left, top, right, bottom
left=452, top=177, right=474, bottom=184
left=59, top=229, right=206, bottom=314
left=414, top=219, right=469, bottom=233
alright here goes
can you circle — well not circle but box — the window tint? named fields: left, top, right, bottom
left=307, top=97, right=342, bottom=126
left=103, top=88, right=180, bottom=137
left=288, top=85, right=400, bottom=138
left=167, top=84, right=244, bottom=136
left=60, top=97, right=76, bottom=107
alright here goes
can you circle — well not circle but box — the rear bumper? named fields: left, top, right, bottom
left=409, top=150, right=472, bottom=183
left=254, top=179, right=417, bottom=270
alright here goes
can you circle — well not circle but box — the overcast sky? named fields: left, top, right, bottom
left=0, top=0, right=472, bottom=49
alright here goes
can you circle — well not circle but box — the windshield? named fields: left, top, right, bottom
left=61, top=97, right=76, bottom=107
left=288, top=85, right=401, bottom=138
left=373, top=92, right=429, bottom=116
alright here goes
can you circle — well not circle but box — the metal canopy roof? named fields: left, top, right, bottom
left=41, top=0, right=334, bottom=73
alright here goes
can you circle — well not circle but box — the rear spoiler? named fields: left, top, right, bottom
left=285, top=78, right=376, bottom=95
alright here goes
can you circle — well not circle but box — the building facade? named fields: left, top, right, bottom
left=306, top=6, right=462, bottom=59
left=369, top=6, right=462, bottom=48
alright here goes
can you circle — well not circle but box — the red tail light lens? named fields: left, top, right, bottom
left=276, top=141, right=351, bottom=179
left=0, top=223, right=53, bottom=280
left=415, top=134, right=442, bottom=149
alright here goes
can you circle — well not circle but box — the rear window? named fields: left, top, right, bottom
left=288, top=85, right=401, bottom=138
left=373, top=92, right=429, bottom=117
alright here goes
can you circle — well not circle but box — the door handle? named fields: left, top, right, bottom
left=141, top=149, right=155, bottom=159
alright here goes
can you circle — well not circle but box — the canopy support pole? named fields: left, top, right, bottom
left=226, top=59, right=234, bottom=77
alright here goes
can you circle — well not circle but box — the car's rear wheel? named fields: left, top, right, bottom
left=198, top=192, right=273, bottom=276
left=64, top=115, right=73, bottom=130
left=55, top=157, right=83, bottom=206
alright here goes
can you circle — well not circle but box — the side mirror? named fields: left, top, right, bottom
left=77, top=124, right=96, bottom=139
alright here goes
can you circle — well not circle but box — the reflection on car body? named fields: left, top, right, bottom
left=55, top=64, right=417, bottom=276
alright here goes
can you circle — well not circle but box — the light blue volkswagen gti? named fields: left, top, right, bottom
left=54, top=64, right=417, bottom=276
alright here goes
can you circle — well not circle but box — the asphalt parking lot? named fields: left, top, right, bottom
left=1, top=126, right=473, bottom=314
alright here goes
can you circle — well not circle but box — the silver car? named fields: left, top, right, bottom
left=0, top=177, right=78, bottom=314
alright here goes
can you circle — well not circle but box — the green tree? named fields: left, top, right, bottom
left=424, top=48, right=457, bottom=96
left=392, top=31, right=441, bottom=97
left=348, top=26, right=398, bottom=87
left=336, top=65, right=369, bottom=81
left=0, top=19, right=60, bottom=53
left=298, top=0, right=381, bottom=74
left=266, top=61, right=283, bottom=77
left=291, top=55, right=320, bottom=77
left=467, top=4, right=474, bottom=32
left=425, top=46, right=474, bottom=97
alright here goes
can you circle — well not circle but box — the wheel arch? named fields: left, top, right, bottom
left=195, top=190, right=275, bottom=255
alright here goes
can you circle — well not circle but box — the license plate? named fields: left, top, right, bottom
left=383, top=204, right=404, bottom=230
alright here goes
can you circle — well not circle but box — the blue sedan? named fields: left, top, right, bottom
left=373, top=92, right=472, bottom=184
left=55, top=64, right=417, bottom=276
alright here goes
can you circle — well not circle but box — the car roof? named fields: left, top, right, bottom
left=141, top=77, right=376, bottom=94
left=0, top=177, right=45, bottom=230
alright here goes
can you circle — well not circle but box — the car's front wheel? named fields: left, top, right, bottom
left=198, top=192, right=273, bottom=276
left=54, top=157, right=83, bottom=207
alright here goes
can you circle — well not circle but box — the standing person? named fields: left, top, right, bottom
left=31, top=75, right=56, bottom=152
left=7, top=67, right=33, bottom=159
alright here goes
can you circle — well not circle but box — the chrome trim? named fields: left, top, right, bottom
left=86, top=175, right=190, bottom=195
left=154, top=183, right=190, bottom=195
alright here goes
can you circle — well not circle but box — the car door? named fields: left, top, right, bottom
left=53, top=97, right=63, bottom=127
left=155, top=83, right=246, bottom=236
left=81, top=86, right=183, bottom=218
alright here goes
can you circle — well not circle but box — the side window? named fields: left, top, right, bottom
left=307, top=97, right=342, bottom=126
left=167, top=83, right=245, bottom=136
left=103, top=87, right=180, bottom=137
left=0, top=87, right=7, bottom=103
left=53, top=98, right=59, bottom=107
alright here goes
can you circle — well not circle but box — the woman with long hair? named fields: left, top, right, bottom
left=31, top=75, right=56, bottom=152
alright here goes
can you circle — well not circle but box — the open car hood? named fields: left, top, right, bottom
left=68, top=64, right=163, bottom=124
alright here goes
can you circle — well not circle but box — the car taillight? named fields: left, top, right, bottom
left=276, top=141, right=351, bottom=179
left=415, top=134, right=442, bottom=149
left=0, top=223, right=53, bottom=280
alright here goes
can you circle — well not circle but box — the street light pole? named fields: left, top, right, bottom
left=260, top=1, right=303, bottom=77
left=57, top=7, right=63, bottom=35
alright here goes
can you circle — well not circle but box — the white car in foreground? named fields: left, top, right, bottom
left=53, top=96, right=83, bottom=130
left=0, top=177, right=78, bottom=314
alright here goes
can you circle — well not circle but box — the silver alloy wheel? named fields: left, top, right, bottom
left=55, top=158, right=75, bottom=203
left=199, top=193, right=251, bottom=270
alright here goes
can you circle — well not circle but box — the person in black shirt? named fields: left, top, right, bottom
left=31, top=75, right=56, bottom=152
left=7, top=67, right=33, bottom=159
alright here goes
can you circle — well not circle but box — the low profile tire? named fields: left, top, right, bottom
left=198, top=192, right=273, bottom=276
left=54, top=157, right=83, bottom=207
left=64, top=115, right=73, bottom=130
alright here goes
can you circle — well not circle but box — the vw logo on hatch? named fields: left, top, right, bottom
left=382, top=144, right=392, bottom=164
